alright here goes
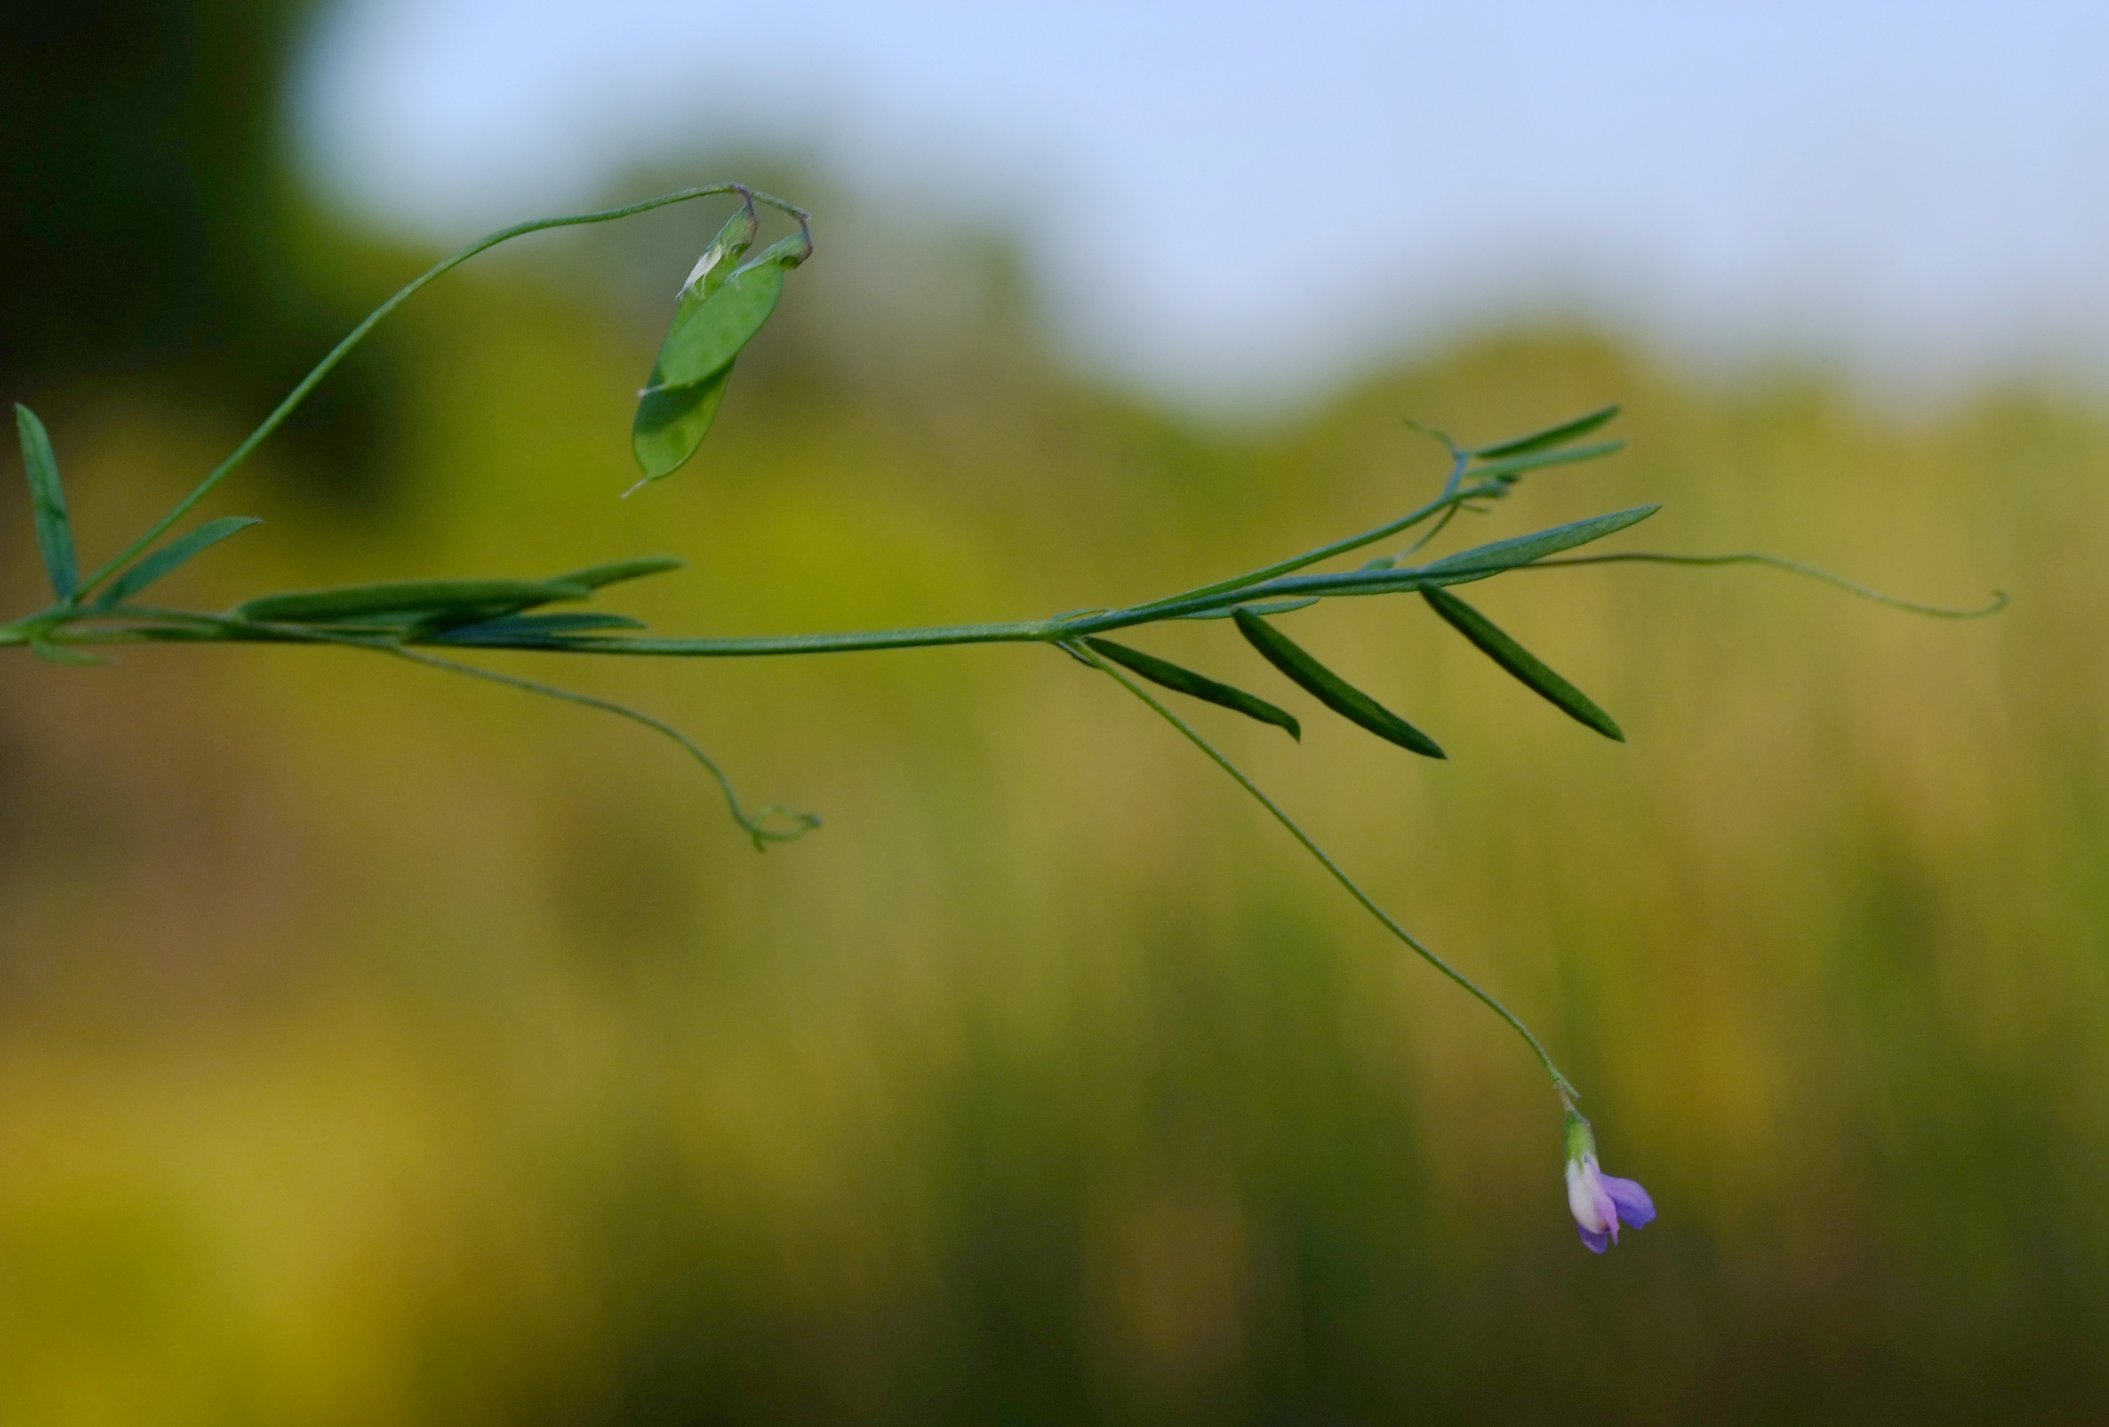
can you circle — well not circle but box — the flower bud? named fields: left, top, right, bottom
left=1563, top=1111, right=1656, bottom=1254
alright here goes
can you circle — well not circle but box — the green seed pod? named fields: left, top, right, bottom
left=630, top=230, right=814, bottom=486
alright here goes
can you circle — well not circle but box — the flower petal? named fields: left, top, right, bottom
left=1599, top=1173, right=1656, bottom=1229
left=1577, top=1223, right=1611, bottom=1253
left=1566, top=1161, right=1613, bottom=1233
left=1588, top=1175, right=1620, bottom=1243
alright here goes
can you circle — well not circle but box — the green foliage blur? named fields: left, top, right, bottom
left=3, top=7, right=2103, bottom=1424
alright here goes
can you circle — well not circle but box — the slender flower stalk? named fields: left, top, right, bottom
left=1065, top=637, right=1582, bottom=1100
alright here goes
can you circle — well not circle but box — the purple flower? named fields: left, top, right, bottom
left=1564, top=1112, right=1655, bottom=1253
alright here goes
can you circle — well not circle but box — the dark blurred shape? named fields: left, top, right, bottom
left=0, top=0, right=386, bottom=495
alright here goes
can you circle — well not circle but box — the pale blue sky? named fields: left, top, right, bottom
left=297, top=1, right=2109, bottom=412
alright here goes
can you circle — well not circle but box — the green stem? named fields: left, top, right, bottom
left=433, top=619, right=1060, bottom=657
left=1063, top=637, right=1578, bottom=1102
left=1111, top=452, right=1478, bottom=620
left=43, top=609, right=1061, bottom=656
left=38, top=565, right=1468, bottom=654
left=37, top=534, right=2000, bottom=661
left=74, top=181, right=808, bottom=602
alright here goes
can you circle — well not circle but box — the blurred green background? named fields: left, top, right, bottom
left=3, top=4, right=2104, bottom=1424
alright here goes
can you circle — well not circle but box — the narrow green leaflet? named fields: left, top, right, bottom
left=1469, top=440, right=1625, bottom=483
left=1420, top=504, right=1659, bottom=587
left=1420, top=587, right=1624, bottom=741
left=15, top=404, right=77, bottom=601
left=421, top=556, right=687, bottom=636
left=555, top=556, right=686, bottom=590
left=96, top=517, right=262, bottom=607
left=1232, top=609, right=1444, bottom=758
left=235, top=578, right=592, bottom=625
left=29, top=636, right=105, bottom=666
left=1472, top=404, right=1620, bottom=459
left=411, top=548, right=691, bottom=632
left=1083, top=637, right=1301, bottom=739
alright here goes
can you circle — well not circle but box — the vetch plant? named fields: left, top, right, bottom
left=3, top=182, right=2005, bottom=1250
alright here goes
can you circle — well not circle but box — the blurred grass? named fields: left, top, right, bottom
left=0, top=199, right=2104, bottom=1425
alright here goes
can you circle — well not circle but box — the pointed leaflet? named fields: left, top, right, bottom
left=15, top=404, right=77, bottom=601
left=1419, top=587, right=1624, bottom=741
left=1419, top=505, right=1658, bottom=588
left=1231, top=609, right=1444, bottom=758
left=235, top=578, right=592, bottom=625
left=418, top=555, right=689, bottom=635
left=1468, top=440, right=1624, bottom=483
left=1083, top=637, right=1301, bottom=739
left=29, top=636, right=105, bottom=666
left=553, top=556, right=685, bottom=590
left=1472, top=404, right=1620, bottom=460
left=96, top=517, right=262, bottom=606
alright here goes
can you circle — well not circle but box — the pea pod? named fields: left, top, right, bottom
left=630, top=231, right=812, bottom=485
left=15, top=404, right=77, bottom=601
